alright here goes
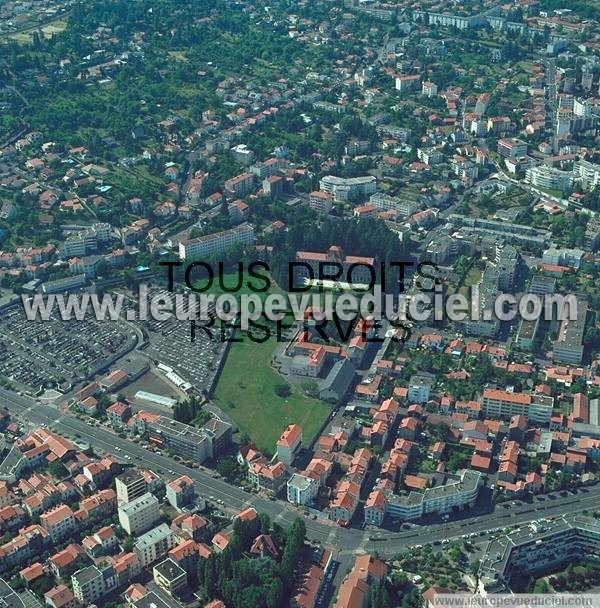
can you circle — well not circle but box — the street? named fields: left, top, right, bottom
left=1, top=386, right=600, bottom=562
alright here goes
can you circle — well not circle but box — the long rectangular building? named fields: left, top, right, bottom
left=132, top=412, right=232, bottom=463
left=369, top=193, right=418, bottom=219
left=370, top=469, right=482, bottom=523
left=479, top=514, right=600, bottom=593
left=553, top=298, right=587, bottom=365
left=319, top=175, right=376, bottom=202
left=481, top=389, right=554, bottom=424
left=178, top=223, right=254, bottom=260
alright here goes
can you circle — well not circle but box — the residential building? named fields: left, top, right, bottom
left=118, top=492, right=160, bottom=536
left=408, top=375, right=434, bottom=404
left=319, top=175, right=376, bottom=202
left=479, top=514, right=600, bottom=593
left=395, top=74, right=421, bottom=93
left=287, top=473, right=319, bottom=506
left=309, top=191, right=334, bottom=214
left=553, top=298, right=587, bottom=365
left=165, top=476, right=195, bottom=509
left=276, top=424, right=303, bottom=466
left=422, top=81, right=438, bottom=97
left=44, top=585, right=78, bottom=608
left=334, top=554, right=387, bottom=608
left=178, top=224, right=255, bottom=261
left=481, top=389, right=554, bottom=425
left=132, top=413, right=232, bottom=463
left=115, top=469, right=147, bottom=505
left=525, top=165, right=573, bottom=191
left=497, top=138, right=528, bottom=158
left=40, top=505, right=77, bottom=542
left=369, top=192, right=417, bottom=219
left=224, top=172, right=254, bottom=197
left=72, top=563, right=118, bottom=605
left=380, top=469, right=482, bottom=522
left=153, top=558, right=187, bottom=597
left=574, top=159, right=600, bottom=191
left=134, top=523, right=175, bottom=568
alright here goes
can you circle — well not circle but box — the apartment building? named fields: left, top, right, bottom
left=422, top=81, right=438, bottom=97
left=413, top=9, right=492, bottom=29
left=72, top=564, right=118, bottom=605
left=376, top=470, right=482, bottom=523
left=118, top=492, right=160, bottom=536
left=334, top=554, right=387, bottom=608
left=542, top=247, right=584, bottom=269
left=134, top=523, right=175, bottom=568
left=309, top=190, right=334, bottom=214
left=481, top=389, right=554, bottom=425
left=133, top=413, right=232, bottom=463
left=525, top=165, right=573, bottom=191
left=319, top=175, right=376, bottom=202
left=287, top=473, right=319, bottom=506
left=60, top=222, right=112, bottom=258
left=224, top=172, right=254, bottom=197
left=40, top=504, right=77, bottom=542
left=424, top=235, right=463, bottom=265
left=479, top=514, right=600, bottom=593
left=585, top=219, right=600, bottom=253
left=407, top=375, right=433, bottom=404
left=553, top=298, right=587, bottom=365
left=574, top=159, right=600, bottom=191
left=395, top=74, right=421, bottom=93
left=497, top=138, right=528, bottom=158
left=417, top=147, right=444, bottom=166
left=276, top=424, right=303, bottom=466
left=115, top=469, right=147, bottom=505
left=165, top=476, right=195, bottom=509
left=369, top=192, right=417, bottom=219
left=0, top=525, right=50, bottom=573
left=153, top=558, right=187, bottom=597
left=178, top=223, right=255, bottom=260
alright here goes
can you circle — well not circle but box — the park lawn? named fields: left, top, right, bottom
left=199, top=270, right=286, bottom=301
left=213, top=335, right=330, bottom=455
left=464, top=268, right=483, bottom=287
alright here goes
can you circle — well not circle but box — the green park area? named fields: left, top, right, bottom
left=213, top=334, right=330, bottom=455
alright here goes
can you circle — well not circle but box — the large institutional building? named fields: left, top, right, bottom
left=178, top=223, right=255, bottom=260
left=478, top=514, right=600, bottom=593
left=294, top=245, right=376, bottom=289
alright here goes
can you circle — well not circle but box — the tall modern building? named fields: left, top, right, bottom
left=118, top=492, right=160, bottom=536
left=115, top=470, right=148, bottom=505
left=133, top=523, right=175, bottom=568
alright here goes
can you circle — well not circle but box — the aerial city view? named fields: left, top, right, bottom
left=0, top=0, right=600, bottom=606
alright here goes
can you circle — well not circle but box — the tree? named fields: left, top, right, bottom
left=274, top=383, right=291, bottom=398
left=216, top=456, right=241, bottom=482
left=48, top=459, right=68, bottom=479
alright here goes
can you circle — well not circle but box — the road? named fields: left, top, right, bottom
left=2, top=387, right=600, bottom=560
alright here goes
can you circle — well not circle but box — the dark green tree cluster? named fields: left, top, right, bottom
left=173, top=395, right=209, bottom=425
left=197, top=516, right=305, bottom=608
left=268, top=215, right=407, bottom=290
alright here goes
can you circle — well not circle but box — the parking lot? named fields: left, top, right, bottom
left=0, top=304, right=135, bottom=392
left=140, top=287, right=227, bottom=392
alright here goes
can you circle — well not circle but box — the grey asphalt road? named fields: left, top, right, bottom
left=1, top=387, right=599, bottom=560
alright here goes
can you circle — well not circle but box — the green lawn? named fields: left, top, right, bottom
left=213, top=335, right=330, bottom=455
left=464, top=268, right=483, bottom=287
